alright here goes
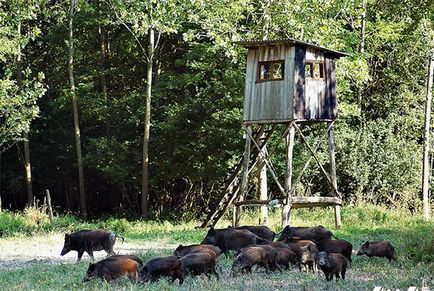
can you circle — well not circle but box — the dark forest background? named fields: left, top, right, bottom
left=1, top=0, right=433, bottom=220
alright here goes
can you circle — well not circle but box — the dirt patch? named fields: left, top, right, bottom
left=0, top=234, right=177, bottom=270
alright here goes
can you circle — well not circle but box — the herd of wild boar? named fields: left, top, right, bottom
left=60, top=225, right=396, bottom=284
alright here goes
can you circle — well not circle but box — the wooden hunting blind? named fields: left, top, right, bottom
left=199, top=39, right=348, bottom=229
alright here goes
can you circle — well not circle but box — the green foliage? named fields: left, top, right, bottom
left=0, top=0, right=433, bottom=217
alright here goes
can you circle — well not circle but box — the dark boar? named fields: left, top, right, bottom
left=357, top=241, right=396, bottom=262
left=299, top=242, right=319, bottom=273
left=82, top=256, right=139, bottom=283
left=174, top=244, right=222, bottom=257
left=232, top=246, right=272, bottom=275
left=277, top=225, right=337, bottom=243
left=201, top=227, right=268, bottom=253
left=61, top=229, right=123, bottom=261
left=138, top=256, right=184, bottom=284
left=317, top=251, right=348, bottom=281
left=274, top=247, right=298, bottom=270
left=316, top=239, right=353, bottom=263
left=180, top=252, right=219, bottom=279
left=229, top=225, right=276, bottom=242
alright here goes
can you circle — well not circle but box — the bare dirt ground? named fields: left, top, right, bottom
left=0, top=234, right=177, bottom=270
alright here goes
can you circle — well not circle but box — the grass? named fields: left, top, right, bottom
left=0, top=205, right=433, bottom=290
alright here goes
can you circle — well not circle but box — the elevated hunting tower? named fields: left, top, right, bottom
left=200, top=39, right=347, bottom=229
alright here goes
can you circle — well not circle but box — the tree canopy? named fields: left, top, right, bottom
left=0, top=0, right=433, bottom=219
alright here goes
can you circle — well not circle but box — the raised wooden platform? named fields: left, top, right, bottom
left=234, top=196, right=342, bottom=208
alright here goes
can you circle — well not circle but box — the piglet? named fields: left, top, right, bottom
left=357, top=241, right=396, bottom=262
left=82, top=256, right=139, bottom=283
left=317, top=251, right=348, bottom=281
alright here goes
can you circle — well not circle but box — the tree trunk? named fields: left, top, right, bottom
left=258, top=0, right=271, bottom=226
left=68, top=0, right=86, bottom=218
left=99, top=25, right=111, bottom=135
left=17, top=22, right=34, bottom=207
left=141, top=26, right=155, bottom=219
left=422, top=52, right=434, bottom=221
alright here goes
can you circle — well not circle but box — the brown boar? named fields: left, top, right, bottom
left=61, top=229, right=123, bottom=261
left=138, top=256, right=184, bottom=284
left=179, top=252, right=219, bottom=279
left=201, top=227, right=268, bottom=254
left=275, top=247, right=298, bottom=270
left=229, top=225, right=276, bottom=242
left=106, top=255, right=143, bottom=266
left=232, top=246, right=272, bottom=275
left=269, top=241, right=290, bottom=249
left=317, top=251, right=348, bottom=281
left=82, top=256, right=139, bottom=283
left=316, top=239, right=353, bottom=264
left=357, top=241, right=396, bottom=262
left=277, top=225, right=338, bottom=243
left=174, top=244, right=222, bottom=257
left=299, top=242, right=319, bottom=273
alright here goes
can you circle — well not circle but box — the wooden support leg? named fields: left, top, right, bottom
left=235, top=125, right=252, bottom=227
left=282, top=124, right=295, bottom=227
left=334, top=205, right=341, bottom=228
left=282, top=204, right=292, bottom=227
left=328, top=123, right=341, bottom=228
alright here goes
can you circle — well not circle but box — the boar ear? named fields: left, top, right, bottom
left=363, top=241, right=370, bottom=246
left=64, top=234, right=69, bottom=239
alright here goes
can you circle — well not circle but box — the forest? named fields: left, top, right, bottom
left=1, top=0, right=434, bottom=220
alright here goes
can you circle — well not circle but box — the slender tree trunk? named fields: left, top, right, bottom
left=17, top=22, right=34, bottom=207
left=358, top=0, right=367, bottom=110
left=422, top=52, right=434, bottom=221
left=68, top=0, right=86, bottom=218
left=141, top=26, right=155, bottom=219
left=99, top=25, right=111, bottom=135
left=258, top=0, right=271, bottom=225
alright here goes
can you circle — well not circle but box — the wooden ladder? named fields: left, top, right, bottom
left=199, top=124, right=277, bottom=228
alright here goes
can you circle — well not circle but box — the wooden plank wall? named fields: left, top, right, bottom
left=243, top=45, right=295, bottom=123
left=293, top=46, right=306, bottom=119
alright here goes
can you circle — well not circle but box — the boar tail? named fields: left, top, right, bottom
left=331, top=233, right=339, bottom=240
left=115, top=234, right=125, bottom=243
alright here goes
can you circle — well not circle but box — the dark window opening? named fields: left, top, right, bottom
left=305, top=61, right=325, bottom=80
left=257, top=60, right=285, bottom=82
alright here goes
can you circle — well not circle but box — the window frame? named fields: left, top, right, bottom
left=305, top=61, right=325, bottom=80
left=256, top=60, right=285, bottom=82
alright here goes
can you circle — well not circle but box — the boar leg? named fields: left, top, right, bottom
left=77, top=251, right=84, bottom=262
left=334, top=272, right=340, bottom=281
left=341, top=268, right=346, bottom=280
left=128, top=271, right=137, bottom=284
left=87, top=251, right=95, bottom=260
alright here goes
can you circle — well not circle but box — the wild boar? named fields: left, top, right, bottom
left=174, top=244, right=222, bottom=258
left=357, top=241, right=396, bottom=262
left=201, top=227, right=268, bottom=254
left=179, top=252, right=220, bottom=279
left=299, top=242, right=319, bottom=273
left=82, top=256, right=139, bottom=283
left=317, top=251, right=348, bottom=281
left=107, top=254, right=143, bottom=266
left=232, top=246, right=272, bottom=275
left=138, top=256, right=184, bottom=284
left=316, top=239, right=353, bottom=263
left=274, top=247, right=298, bottom=270
left=269, top=241, right=290, bottom=249
left=61, top=229, right=124, bottom=261
left=277, top=225, right=338, bottom=243
left=229, top=225, right=276, bottom=242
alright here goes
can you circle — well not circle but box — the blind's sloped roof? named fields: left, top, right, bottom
left=235, top=38, right=349, bottom=59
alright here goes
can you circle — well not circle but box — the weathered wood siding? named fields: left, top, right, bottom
left=243, top=45, right=295, bottom=123
left=294, top=48, right=337, bottom=120
left=293, top=46, right=306, bottom=119
left=325, top=59, right=337, bottom=119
